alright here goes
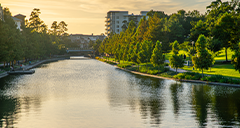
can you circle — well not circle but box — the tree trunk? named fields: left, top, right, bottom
left=138, top=64, right=139, bottom=71
left=4, top=61, right=5, bottom=68
left=176, top=68, right=178, bottom=74
left=158, top=66, right=160, bottom=74
left=202, top=69, right=204, bottom=78
left=225, top=47, right=228, bottom=62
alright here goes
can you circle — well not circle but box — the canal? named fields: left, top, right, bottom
left=0, top=58, right=240, bottom=127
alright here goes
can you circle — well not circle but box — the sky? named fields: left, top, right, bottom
left=0, top=0, right=228, bottom=35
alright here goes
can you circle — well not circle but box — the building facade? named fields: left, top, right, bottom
left=105, top=11, right=148, bottom=36
left=0, top=4, right=4, bottom=21
left=69, top=34, right=106, bottom=49
left=12, top=14, right=26, bottom=31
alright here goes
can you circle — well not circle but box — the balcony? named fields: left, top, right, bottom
left=105, top=18, right=110, bottom=22
left=105, top=22, right=111, bottom=26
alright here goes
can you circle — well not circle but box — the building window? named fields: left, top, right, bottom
left=117, top=25, right=119, bottom=28
left=116, top=21, right=119, bottom=24
left=116, top=16, right=119, bottom=19
left=117, top=29, right=119, bottom=32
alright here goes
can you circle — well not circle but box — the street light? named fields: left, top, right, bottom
left=191, top=41, right=195, bottom=56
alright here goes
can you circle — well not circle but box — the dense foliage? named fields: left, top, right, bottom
left=0, top=7, right=71, bottom=67
left=99, top=0, right=240, bottom=74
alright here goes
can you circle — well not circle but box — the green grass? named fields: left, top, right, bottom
left=214, top=48, right=234, bottom=61
left=165, top=48, right=234, bottom=61
left=182, top=64, right=240, bottom=79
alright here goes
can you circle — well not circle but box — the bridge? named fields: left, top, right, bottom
left=66, top=48, right=94, bottom=53
left=66, top=48, right=95, bottom=57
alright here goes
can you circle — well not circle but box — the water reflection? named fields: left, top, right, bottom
left=0, top=60, right=240, bottom=127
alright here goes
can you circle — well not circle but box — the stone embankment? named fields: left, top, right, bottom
left=0, top=58, right=67, bottom=79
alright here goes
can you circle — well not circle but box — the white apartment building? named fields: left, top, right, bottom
left=69, top=34, right=106, bottom=49
left=105, top=11, right=148, bottom=36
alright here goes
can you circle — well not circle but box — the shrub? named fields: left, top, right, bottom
left=201, top=76, right=208, bottom=81
left=117, top=63, right=132, bottom=68
left=185, top=75, right=192, bottom=80
left=164, top=63, right=169, bottom=66
left=174, top=73, right=185, bottom=79
left=164, top=67, right=170, bottom=72
left=147, top=70, right=158, bottom=75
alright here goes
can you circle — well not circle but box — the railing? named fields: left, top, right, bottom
left=66, top=48, right=94, bottom=52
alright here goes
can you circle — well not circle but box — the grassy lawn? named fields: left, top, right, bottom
left=165, top=48, right=234, bottom=61
left=215, top=48, right=234, bottom=61
left=182, top=64, right=240, bottom=79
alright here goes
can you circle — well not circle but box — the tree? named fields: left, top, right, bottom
left=150, top=41, right=165, bottom=73
left=169, top=40, right=185, bottom=74
left=212, top=12, right=238, bottom=62
left=137, top=41, right=148, bottom=68
left=131, top=42, right=141, bottom=71
left=192, top=35, right=213, bottom=78
left=134, top=16, right=148, bottom=42
left=232, top=42, right=240, bottom=73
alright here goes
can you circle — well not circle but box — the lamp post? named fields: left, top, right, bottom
left=191, top=41, right=195, bottom=70
left=191, top=41, right=195, bottom=56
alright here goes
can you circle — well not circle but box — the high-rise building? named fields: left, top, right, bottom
left=105, top=11, right=148, bottom=36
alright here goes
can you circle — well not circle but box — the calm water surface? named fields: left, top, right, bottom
left=1, top=58, right=240, bottom=128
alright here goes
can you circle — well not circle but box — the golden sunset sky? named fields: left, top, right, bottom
left=0, top=0, right=227, bottom=35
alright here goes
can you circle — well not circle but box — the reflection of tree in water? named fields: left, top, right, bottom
left=170, top=82, right=183, bottom=118
left=0, top=96, right=20, bottom=128
left=0, top=76, right=43, bottom=128
left=213, top=87, right=240, bottom=126
left=107, top=72, right=166, bottom=126
left=191, top=85, right=212, bottom=127
left=135, top=75, right=165, bottom=126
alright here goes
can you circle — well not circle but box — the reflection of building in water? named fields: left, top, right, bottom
left=69, top=34, right=106, bottom=49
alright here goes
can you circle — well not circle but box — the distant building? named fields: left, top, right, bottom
left=11, top=14, right=26, bottom=31
left=69, top=34, right=106, bottom=49
left=105, top=11, right=148, bottom=36
left=0, top=4, right=4, bottom=21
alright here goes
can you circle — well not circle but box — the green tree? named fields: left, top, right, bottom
left=232, top=42, right=240, bottom=73
left=137, top=41, right=148, bottom=67
left=150, top=41, right=165, bottom=73
left=192, top=35, right=213, bottom=78
left=169, top=40, right=185, bottom=74
left=131, top=42, right=141, bottom=71
left=212, top=12, right=238, bottom=62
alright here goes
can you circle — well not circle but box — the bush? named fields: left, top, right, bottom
left=147, top=70, right=158, bottom=75
left=174, top=73, right=185, bottom=79
left=185, top=75, right=192, bottom=80
left=164, top=63, right=169, bottom=66
left=201, top=76, right=208, bottom=81
left=164, top=67, right=170, bottom=72
left=117, top=63, right=132, bottom=68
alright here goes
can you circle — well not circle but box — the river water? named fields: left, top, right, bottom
left=0, top=58, right=240, bottom=128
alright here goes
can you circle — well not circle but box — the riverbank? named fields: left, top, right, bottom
left=0, top=57, right=69, bottom=79
left=96, top=57, right=240, bottom=87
